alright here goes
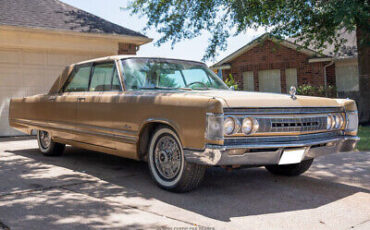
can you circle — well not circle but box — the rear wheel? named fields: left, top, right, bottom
left=148, top=127, right=206, bottom=192
left=37, top=130, right=65, bottom=156
left=265, top=159, right=314, bottom=176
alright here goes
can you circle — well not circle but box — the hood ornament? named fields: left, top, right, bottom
left=289, top=86, right=297, bottom=100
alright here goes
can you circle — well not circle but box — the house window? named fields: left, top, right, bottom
left=285, top=68, right=298, bottom=93
left=242, top=71, right=254, bottom=91
left=335, top=63, right=359, bottom=92
left=258, top=69, right=281, bottom=93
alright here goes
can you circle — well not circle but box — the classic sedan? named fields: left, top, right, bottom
left=9, top=55, right=359, bottom=192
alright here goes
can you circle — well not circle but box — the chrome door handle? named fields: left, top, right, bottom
left=77, top=97, right=86, bottom=102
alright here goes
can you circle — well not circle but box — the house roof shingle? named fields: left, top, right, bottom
left=0, top=0, right=147, bottom=38
left=287, top=31, right=357, bottom=59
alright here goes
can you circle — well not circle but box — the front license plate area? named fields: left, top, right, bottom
left=279, top=148, right=306, bottom=165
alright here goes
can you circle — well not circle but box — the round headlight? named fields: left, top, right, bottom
left=334, top=114, right=344, bottom=129
left=224, top=117, right=236, bottom=135
left=242, top=117, right=258, bottom=135
left=327, top=115, right=335, bottom=130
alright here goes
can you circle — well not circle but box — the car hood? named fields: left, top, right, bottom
left=177, top=90, right=342, bottom=108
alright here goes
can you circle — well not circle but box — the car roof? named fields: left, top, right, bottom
left=75, top=55, right=206, bottom=66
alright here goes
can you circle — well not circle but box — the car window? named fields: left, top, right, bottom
left=121, top=59, right=228, bottom=90
left=89, top=62, right=115, bottom=92
left=182, top=69, right=212, bottom=87
left=111, top=68, right=122, bottom=91
left=159, top=70, right=186, bottom=88
left=64, top=65, right=91, bottom=92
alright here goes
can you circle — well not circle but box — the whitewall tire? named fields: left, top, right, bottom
left=148, top=127, right=206, bottom=192
left=37, top=130, right=65, bottom=156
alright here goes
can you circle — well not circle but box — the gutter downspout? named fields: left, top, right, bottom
left=323, top=60, right=334, bottom=97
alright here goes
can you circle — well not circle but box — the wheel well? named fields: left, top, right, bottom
left=137, top=122, right=175, bottom=161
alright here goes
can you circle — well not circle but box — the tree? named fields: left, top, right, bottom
left=129, top=0, right=369, bottom=122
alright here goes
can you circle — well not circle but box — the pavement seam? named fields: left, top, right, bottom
left=0, top=180, right=97, bottom=198
left=61, top=185, right=203, bottom=228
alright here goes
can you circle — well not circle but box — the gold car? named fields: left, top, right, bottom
left=9, top=55, right=359, bottom=192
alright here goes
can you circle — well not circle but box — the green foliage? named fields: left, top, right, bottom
left=128, top=0, right=369, bottom=61
left=158, top=74, right=179, bottom=88
left=357, top=125, right=370, bottom=151
left=224, top=74, right=238, bottom=90
left=296, top=84, right=337, bottom=98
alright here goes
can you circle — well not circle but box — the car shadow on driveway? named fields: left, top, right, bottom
left=4, top=146, right=370, bottom=222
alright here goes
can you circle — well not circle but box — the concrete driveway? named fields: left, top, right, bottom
left=0, top=137, right=369, bottom=230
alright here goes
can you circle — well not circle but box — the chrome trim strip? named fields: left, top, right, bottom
left=11, top=119, right=137, bottom=144
left=224, top=107, right=344, bottom=115
left=224, top=131, right=342, bottom=145
left=209, top=136, right=359, bottom=150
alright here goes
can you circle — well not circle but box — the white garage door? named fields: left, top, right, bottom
left=0, top=48, right=98, bottom=136
left=258, top=69, right=281, bottom=93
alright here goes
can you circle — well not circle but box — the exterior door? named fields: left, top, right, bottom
left=75, top=61, right=122, bottom=149
left=50, top=64, right=92, bottom=141
left=258, top=69, right=281, bottom=93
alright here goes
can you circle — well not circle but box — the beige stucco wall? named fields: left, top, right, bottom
left=0, top=26, right=145, bottom=136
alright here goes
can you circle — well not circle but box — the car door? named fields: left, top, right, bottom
left=48, top=64, right=92, bottom=142
left=74, top=61, right=122, bottom=149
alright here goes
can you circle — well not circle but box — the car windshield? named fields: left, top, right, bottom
left=121, top=58, right=229, bottom=90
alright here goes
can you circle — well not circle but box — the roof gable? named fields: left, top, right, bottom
left=212, top=33, right=326, bottom=68
left=0, top=0, right=147, bottom=38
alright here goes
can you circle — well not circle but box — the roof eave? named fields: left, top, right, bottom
left=0, top=24, right=153, bottom=45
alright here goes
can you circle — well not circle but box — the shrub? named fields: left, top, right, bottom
left=224, top=74, right=239, bottom=90
left=296, top=84, right=337, bottom=97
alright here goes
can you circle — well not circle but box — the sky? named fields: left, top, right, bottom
left=60, top=0, right=266, bottom=65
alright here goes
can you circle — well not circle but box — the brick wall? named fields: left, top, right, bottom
left=222, top=40, right=336, bottom=91
left=118, top=43, right=137, bottom=55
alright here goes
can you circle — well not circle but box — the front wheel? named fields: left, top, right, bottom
left=148, top=127, right=206, bottom=192
left=265, top=159, right=314, bottom=176
left=37, top=130, right=65, bottom=156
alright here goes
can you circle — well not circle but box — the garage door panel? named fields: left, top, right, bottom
left=258, top=69, right=281, bottom=93
left=0, top=49, right=21, bottom=64
left=22, top=51, right=47, bottom=65
left=0, top=63, right=23, bottom=87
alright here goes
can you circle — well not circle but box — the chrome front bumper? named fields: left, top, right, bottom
left=184, top=136, right=359, bottom=166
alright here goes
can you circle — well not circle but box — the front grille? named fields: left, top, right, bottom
left=224, top=107, right=343, bottom=134
left=257, top=116, right=328, bottom=133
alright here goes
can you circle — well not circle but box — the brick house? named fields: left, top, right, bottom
left=211, top=33, right=358, bottom=96
left=0, top=0, right=152, bottom=136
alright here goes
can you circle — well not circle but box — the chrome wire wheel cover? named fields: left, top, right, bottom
left=154, top=135, right=182, bottom=181
left=39, top=131, right=51, bottom=149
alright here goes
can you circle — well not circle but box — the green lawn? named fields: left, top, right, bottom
left=357, top=125, right=370, bottom=151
